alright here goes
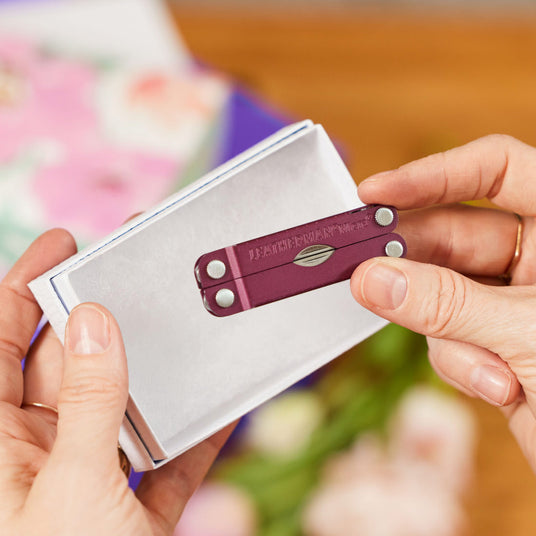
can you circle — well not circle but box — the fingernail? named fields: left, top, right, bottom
left=470, top=365, right=512, bottom=406
left=68, top=305, right=110, bottom=355
left=361, top=262, right=407, bottom=310
left=360, top=170, right=394, bottom=185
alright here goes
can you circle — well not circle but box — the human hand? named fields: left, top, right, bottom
left=0, top=229, right=234, bottom=535
left=350, top=134, right=536, bottom=471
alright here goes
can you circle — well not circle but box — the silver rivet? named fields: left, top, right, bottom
left=215, top=288, right=235, bottom=308
left=375, top=207, right=394, bottom=227
left=207, top=260, right=227, bottom=279
left=385, top=240, right=404, bottom=258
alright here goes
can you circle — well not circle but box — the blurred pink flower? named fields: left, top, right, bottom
left=0, top=64, right=25, bottom=108
left=303, top=462, right=465, bottom=536
left=128, top=72, right=215, bottom=121
left=33, top=147, right=178, bottom=236
left=0, top=37, right=96, bottom=163
left=0, top=37, right=36, bottom=73
left=321, top=434, right=388, bottom=484
left=0, top=35, right=229, bottom=276
left=174, top=483, right=257, bottom=536
left=302, top=387, right=474, bottom=536
left=96, top=69, right=229, bottom=158
left=389, top=386, right=475, bottom=494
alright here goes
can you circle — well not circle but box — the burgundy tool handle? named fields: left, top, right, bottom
left=199, top=231, right=406, bottom=317
left=195, top=204, right=399, bottom=290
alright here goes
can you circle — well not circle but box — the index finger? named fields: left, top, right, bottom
left=0, top=229, right=76, bottom=406
left=399, top=204, right=520, bottom=277
left=358, top=134, right=536, bottom=213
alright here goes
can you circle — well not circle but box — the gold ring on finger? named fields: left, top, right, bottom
left=499, top=213, right=523, bottom=285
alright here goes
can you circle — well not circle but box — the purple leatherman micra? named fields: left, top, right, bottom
left=195, top=204, right=406, bottom=317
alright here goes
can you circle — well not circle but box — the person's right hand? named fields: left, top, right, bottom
left=351, top=134, right=536, bottom=471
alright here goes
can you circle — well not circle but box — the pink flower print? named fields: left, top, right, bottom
left=33, top=147, right=179, bottom=237
left=0, top=64, right=26, bottom=108
left=128, top=72, right=214, bottom=126
left=97, top=68, right=229, bottom=158
left=0, top=37, right=36, bottom=72
left=0, top=37, right=97, bottom=163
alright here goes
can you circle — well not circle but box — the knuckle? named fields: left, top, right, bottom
left=484, top=133, right=513, bottom=145
left=509, top=415, right=536, bottom=465
left=0, top=404, right=26, bottom=440
left=424, top=269, right=469, bottom=338
left=432, top=219, right=456, bottom=267
left=165, top=463, right=198, bottom=503
left=426, top=337, right=441, bottom=366
left=0, top=337, right=25, bottom=364
left=0, top=282, right=34, bottom=309
left=0, top=440, right=14, bottom=462
left=426, top=338, right=451, bottom=378
left=59, top=373, right=122, bottom=410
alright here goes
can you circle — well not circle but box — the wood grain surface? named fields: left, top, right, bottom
left=168, top=4, right=536, bottom=534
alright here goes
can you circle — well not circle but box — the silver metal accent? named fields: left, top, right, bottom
left=375, top=207, right=394, bottom=227
left=207, top=260, right=227, bottom=280
left=385, top=240, right=404, bottom=258
left=294, top=244, right=335, bottom=267
left=215, top=288, right=235, bottom=308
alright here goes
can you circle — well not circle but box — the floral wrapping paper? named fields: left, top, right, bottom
left=0, top=36, right=230, bottom=276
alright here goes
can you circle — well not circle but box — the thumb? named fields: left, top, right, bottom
left=350, top=257, right=533, bottom=363
left=53, top=303, right=128, bottom=470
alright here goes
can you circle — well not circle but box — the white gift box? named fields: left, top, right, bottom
left=29, top=121, right=388, bottom=471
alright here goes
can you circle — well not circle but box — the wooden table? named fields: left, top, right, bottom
left=169, top=5, right=536, bottom=533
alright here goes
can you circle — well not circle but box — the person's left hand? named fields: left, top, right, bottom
left=0, top=229, right=234, bottom=535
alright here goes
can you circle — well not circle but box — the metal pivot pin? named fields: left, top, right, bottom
left=385, top=240, right=404, bottom=258
left=207, top=260, right=227, bottom=279
left=374, top=207, right=394, bottom=227
left=215, top=288, right=235, bottom=308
